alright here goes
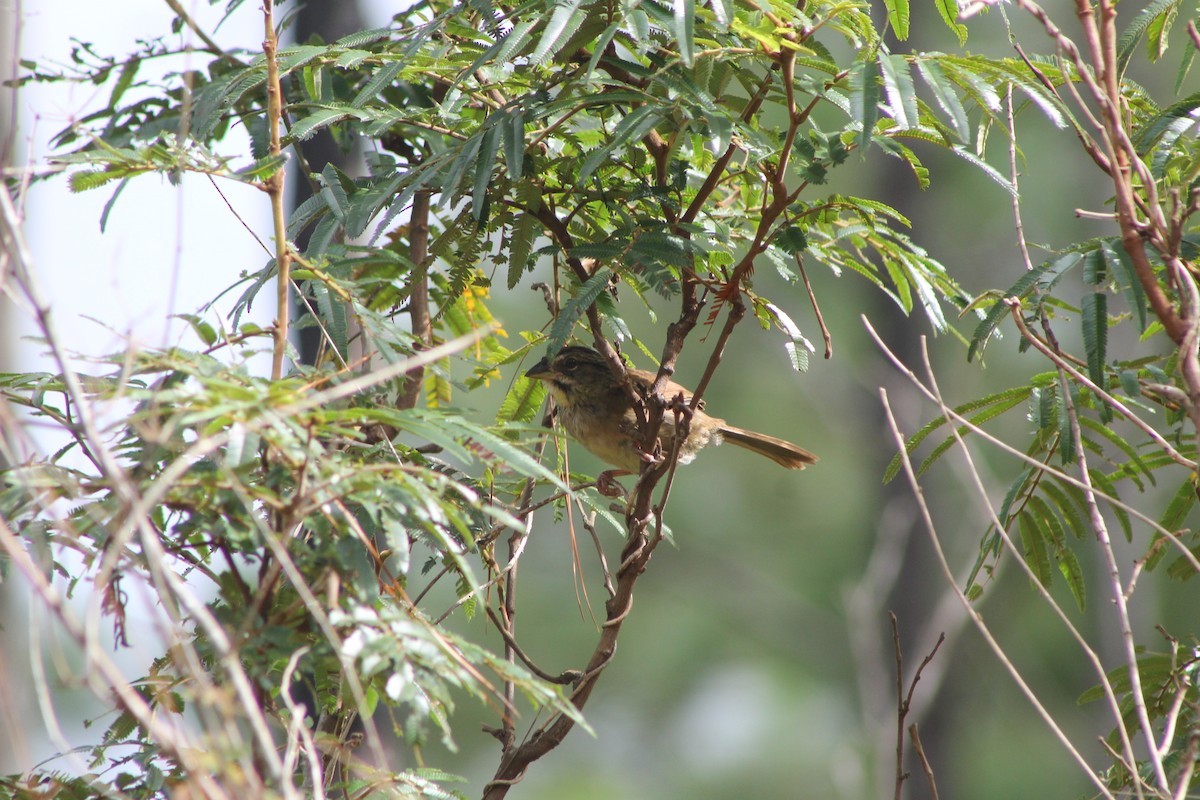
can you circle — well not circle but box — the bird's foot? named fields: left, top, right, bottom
left=595, top=470, right=630, bottom=498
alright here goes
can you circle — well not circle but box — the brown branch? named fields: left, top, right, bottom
left=681, top=72, right=774, bottom=225
left=908, top=724, right=940, bottom=800
left=796, top=253, right=832, bottom=359
left=1005, top=301, right=1196, bottom=469
left=485, top=217, right=707, bottom=800
left=399, top=189, right=433, bottom=409
left=163, top=0, right=238, bottom=62
left=484, top=607, right=580, bottom=685
left=482, top=267, right=710, bottom=798
left=263, top=0, right=290, bottom=382
left=687, top=294, right=744, bottom=406
left=1017, top=0, right=1186, bottom=344
left=481, top=514, right=663, bottom=799
left=486, top=39, right=804, bottom=794
left=891, top=611, right=945, bottom=800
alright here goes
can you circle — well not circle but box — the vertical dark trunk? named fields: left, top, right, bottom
left=292, top=0, right=366, bottom=366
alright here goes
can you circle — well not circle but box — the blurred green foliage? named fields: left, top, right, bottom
left=3, top=0, right=1200, bottom=798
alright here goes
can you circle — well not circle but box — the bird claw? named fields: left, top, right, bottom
left=595, top=470, right=629, bottom=498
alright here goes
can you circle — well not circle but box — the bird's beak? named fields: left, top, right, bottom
left=525, top=356, right=552, bottom=380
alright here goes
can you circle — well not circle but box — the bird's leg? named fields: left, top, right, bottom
left=595, top=470, right=631, bottom=498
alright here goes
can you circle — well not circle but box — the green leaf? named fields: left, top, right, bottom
left=1101, top=240, right=1148, bottom=331
left=503, top=107, right=526, bottom=180
left=1025, top=495, right=1064, bottom=548
left=883, top=386, right=1031, bottom=483
left=1042, top=479, right=1089, bottom=541
left=1057, top=384, right=1075, bottom=465
left=1078, top=653, right=1177, bottom=704
left=1166, top=542, right=1200, bottom=581
left=948, top=146, right=1016, bottom=196
left=1081, top=292, right=1109, bottom=400
left=912, top=391, right=1027, bottom=478
left=1157, top=478, right=1196, bottom=533
left=507, top=209, right=539, bottom=290
left=1079, top=417, right=1152, bottom=484
left=879, top=53, right=917, bottom=129
left=98, top=177, right=131, bottom=232
left=629, top=230, right=698, bottom=267
left=1024, top=495, right=1084, bottom=610
left=897, top=251, right=947, bottom=331
left=1018, top=511, right=1053, bottom=588
left=497, top=376, right=548, bottom=425
left=530, top=0, right=587, bottom=65
left=352, top=61, right=405, bottom=107
left=1133, top=92, right=1200, bottom=154
left=1081, top=247, right=1106, bottom=286
left=546, top=268, right=614, bottom=355
left=915, top=59, right=969, bottom=142
left=578, top=105, right=664, bottom=183
left=932, top=0, right=967, bottom=44
left=1146, top=2, right=1179, bottom=62
left=472, top=122, right=501, bottom=222
left=571, top=241, right=627, bottom=261
left=968, top=254, right=1083, bottom=362
left=234, top=153, right=288, bottom=181
left=884, top=0, right=910, bottom=40
left=70, top=168, right=126, bottom=192
left=496, top=17, right=540, bottom=63
left=1116, top=0, right=1181, bottom=76
left=1056, top=541, right=1087, bottom=612
left=288, top=107, right=357, bottom=143
left=709, top=0, right=732, bottom=28
left=1174, top=36, right=1197, bottom=93
left=855, top=55, right=881, bottom=152
left=761, top=302, right=814, bottom=373
left=109, top=57, right=140, bottom=110
left=441, top=140, right=485, bottom=214
left=175, top=313, right=218, bottom=346
left=776, top=226, right=808, bottom=255
left=672, top=0, right=695, bottom=67
left=1118, top=369, right=1141, bottom=398
left=583, top=21, right=621, bottom=81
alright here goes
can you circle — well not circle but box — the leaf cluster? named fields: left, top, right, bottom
left=15, top=0, right=1200, bottom=796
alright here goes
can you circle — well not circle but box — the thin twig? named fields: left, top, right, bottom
left=0, top=517, right=226, bottom=797
left=795, top=252, right=832, bottom=358
left=870, top=315, right=1128, bottom=796
left=892, top=613, right=907, bottom=800
left=484, top=607, right=580, bottom=685
left=1006, top=302, right=1195, bottom=470
left=865, top=316, right=1200, bottom=574
left=263, top=0, right=290, bottom=381
left=1053, top=330, right=1169, bottom=793
left=163, top=0, right=238, bottom=61
left=877, top=386, right=1119, bottom=799
left=891, top=612, right=945, bottom=800
left=908, top=724, right=939, bottom=800
left=1004, top=86, right=1035, bottom=273
left=280, top=646, right=326, bottom=799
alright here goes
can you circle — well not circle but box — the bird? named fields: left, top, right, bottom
left=524, top=345, right=817, bottom=475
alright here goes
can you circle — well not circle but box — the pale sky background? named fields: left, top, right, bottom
left=10, top=0, right=393, bottom=370
left=15, top=2, right=270, bottom=369
left=2, top=0, right=390, bottom=774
